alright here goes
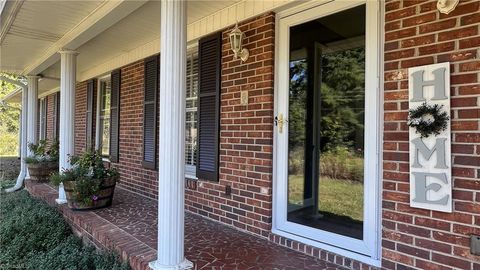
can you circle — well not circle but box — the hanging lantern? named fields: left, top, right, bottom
left=229, top=22, right=249, bottom=62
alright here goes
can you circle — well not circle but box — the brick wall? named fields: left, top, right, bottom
left=114, top=60, right=158, bottom=198
left=74, top=61, right=159, bottom=198
left=74, top=81, right=88, bottom=154
left=46, top=93, right=56, bottom=140
left=185, top=13, right=275, bottom=237
left=383, top=1, right=480, bottom=269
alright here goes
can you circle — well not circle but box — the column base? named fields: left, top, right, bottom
left=55, top=198, right=67, bottom=204
left=149, top=259, right=193, bottom=270
left=56, top=183, right=67, bottom=204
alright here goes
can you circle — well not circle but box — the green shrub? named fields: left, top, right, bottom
left=0, top=191, right=72, bottom=266
left=0, top=190, right=130, bottom=270
left=25, top=139, right=59, bottom=164
left=288, top=146, right=364, bottom=182
left=28, top=236, right=129, bottom=270
left=50, top=150, right=119, bottom=206
left=319, top=146, right=363, bottom=182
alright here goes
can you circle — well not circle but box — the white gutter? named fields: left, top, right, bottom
left=0, top=76, right=27, bottom=192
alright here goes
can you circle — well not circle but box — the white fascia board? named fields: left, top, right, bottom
left=38, top=87, right=60, bottom=99
left=23, top=0, right=148, bottom=76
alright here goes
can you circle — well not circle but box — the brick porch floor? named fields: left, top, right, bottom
left=25, top=181, right=345, bottom=270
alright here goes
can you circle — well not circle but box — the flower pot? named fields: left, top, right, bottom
left=63, top=177, right=117, bottom=211
left=26, top=161, right=58, bottom=182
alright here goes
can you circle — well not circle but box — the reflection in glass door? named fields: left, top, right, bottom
left=286, top=5, right=366, bottom=240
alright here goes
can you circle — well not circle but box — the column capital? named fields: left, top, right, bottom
left=58, top=49, right=79, bottom=55
left=25, top=75, right=41, bottom=80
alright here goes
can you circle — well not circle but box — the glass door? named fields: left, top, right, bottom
left=274, top=0, right=379, bottom=260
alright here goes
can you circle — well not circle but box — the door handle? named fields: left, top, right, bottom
left=274, top=113, right=288, bottom=134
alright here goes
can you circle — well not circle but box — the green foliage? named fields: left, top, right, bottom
left=0, top=191, right=72, bottom=267
left=25, top=139, right=59, bottom=164
left=289, top=146, right=363, bottom=182
left=319, top=146, right=363, bottom=182
left=288, top=47, right=365, bottom=156
left=408, top=102, right=449, bottom=138
left=0, top=179, right=15, bottom=190
left=0, top=189, right=129, bottom=270
left=319, top=47, right=365, bottom=151
left=0, top=74, right=21, bottom=156
left=49, top=166, right=88, bottom=186
left=29, top=236, right=129, bottom=270
left=0, top=128, right=18, bottom=156
left=50, top=150, right=119, bottom=206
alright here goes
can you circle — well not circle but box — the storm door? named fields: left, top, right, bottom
left=274, top=0, right=380, bottom=261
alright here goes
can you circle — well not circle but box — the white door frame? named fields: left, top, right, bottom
left=272, top=0, right=381, bottom=266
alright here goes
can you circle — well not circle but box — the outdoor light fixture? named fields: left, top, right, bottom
left=437, top=0, right=459, bottom=14
left=229, top=22, right=249, bottom=62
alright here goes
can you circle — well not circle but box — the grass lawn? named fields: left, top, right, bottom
left=0, top=180, right=129, bottom=270
left=288, top=175, right=364, bottom=221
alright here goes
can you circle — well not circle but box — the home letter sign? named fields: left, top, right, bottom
left=409, top=62, right=452, bottom=213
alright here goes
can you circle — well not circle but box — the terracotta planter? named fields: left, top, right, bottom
left=63, top=176, right=117, bottom=211
left=26, top=161, right=58, bottom=182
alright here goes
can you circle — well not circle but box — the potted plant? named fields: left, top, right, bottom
left=50, top=151, right=119, bottom=210
left=25, top=139, right=59, bottom=182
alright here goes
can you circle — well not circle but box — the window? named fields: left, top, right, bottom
left=39, top=98, right=47, bottom=140
left=98, top=78, right=111, bottom=157
left=185, top=51, right=198, bottom=177
left=53, top=92, right=60, bottom=139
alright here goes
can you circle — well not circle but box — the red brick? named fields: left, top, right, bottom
left=438, top=50, right=477, bottom=62
left=418, top=42, right=455, bottom=56
left=459, top=36, right=480, bottom=49
left=400, top=56, right=434, bottom=68
left=459, top=61, right=480, bottom=72
left=385, top=27, right=416, bottom=41
left=438, top=26, right=478, bottom=42
left=402, top=12, right=437, bottom=27
left=415, top=259, right=452, bottom=270
left=458, top=85, right=480, bottom=95
left=419, top=18, right=456, bottom=34
left=431, top=253, right=471, bottom=269
left=385, top=6, right=417, bottom=22
left=458, top=109, right=480, bottom=119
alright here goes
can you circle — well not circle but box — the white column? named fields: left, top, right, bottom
left=5, top=84, right=28, bottom=192
left=149, top=0, right=192, bottom=269
left=25, top=76, right=39, bottom=156
left=56, top=50, right=78, bottom=204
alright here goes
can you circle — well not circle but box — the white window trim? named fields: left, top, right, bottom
left=272, top=0, right=382, bottom=266
left=95, top=74, right=111, bottom=161
left=39, top=97, right=47, bottom=140
left=185, top=49, right=198, bottom=178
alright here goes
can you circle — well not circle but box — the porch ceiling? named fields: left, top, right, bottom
left=1, top=0, right=280, bottom=102
left=0, top=0, right=105, bottom=74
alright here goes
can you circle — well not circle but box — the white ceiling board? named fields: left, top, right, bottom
left=77, top=0, right=238, bottom=76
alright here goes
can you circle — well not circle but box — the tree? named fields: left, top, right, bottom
left=0, top=73, right=22, bottom=156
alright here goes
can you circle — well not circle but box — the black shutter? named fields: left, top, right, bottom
left=109, top=69, right=120, bottom=163
left=142, top=55, right=159, bottom=169
left=197, top=32, right=221, bottom=181
left=86, top=79, right=95, bottom=150
left=55, top=92, right=60, bottom=139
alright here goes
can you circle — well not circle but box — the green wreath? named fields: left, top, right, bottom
left=407, top=102, right=449, bottom=138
